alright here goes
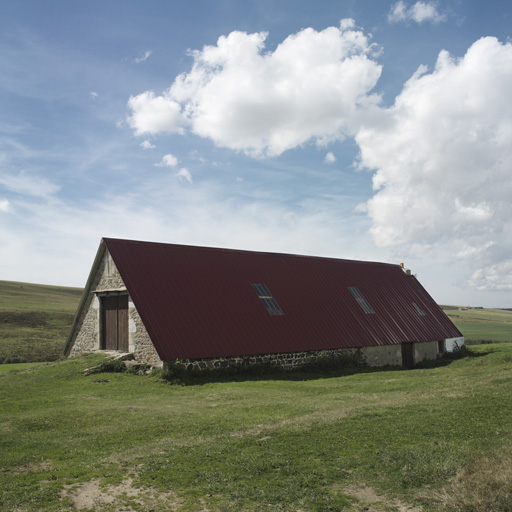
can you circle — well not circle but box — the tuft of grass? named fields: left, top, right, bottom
left=437, top=448, right=512, bottom=512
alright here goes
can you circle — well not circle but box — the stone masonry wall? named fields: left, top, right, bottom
left=130, top=302, right=162, bottom=367
left=68, top=250, right=163, bottom=367
left=68, top=252, right=124, bottom=357
left=166, top=340, right=442, bottom=373
left=173, top=347, right=361, bottom=372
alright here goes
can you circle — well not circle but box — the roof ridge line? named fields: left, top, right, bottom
left=101, top=237, right=398, bottom=267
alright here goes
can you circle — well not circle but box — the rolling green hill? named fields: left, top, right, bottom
left=0, top=280, right=82, bottom=363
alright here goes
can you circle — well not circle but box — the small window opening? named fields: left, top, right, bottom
left=252, top=283, right=284, bottom=315
left=412, top=302, right=427, bottom=315
left=438, top=340, right=446, bottom=354
left=348, top=287, right=375, bottom=314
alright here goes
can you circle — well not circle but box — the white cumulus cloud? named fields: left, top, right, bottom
left=388, top=1, right=445, bottom=24
left=127, top=19, right=382, bottom=157
left=356, top=36, right=512, bottom=289
left=127, top=91, right=186, bottom=135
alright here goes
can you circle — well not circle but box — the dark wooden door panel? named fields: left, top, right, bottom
left=117, top=295, right=129, bottom=352
left=102, top=296, right=119, bottom=350
left=401, top=342, right=415, bottom=370
left=101, top=295, right=129, bottom=351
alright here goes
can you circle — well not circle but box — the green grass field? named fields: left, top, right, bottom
left=1, top=347, right=512, bottom=512
left=1, top=283, right=511, bottom=510
left=0, top=281, right=82, bottom=363
left=0, top=362, right=46, bottom=373
left=442, top=307, right=512, bottom=343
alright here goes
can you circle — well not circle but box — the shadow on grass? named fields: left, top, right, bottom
left=415, top=345, right=489, bottom=369
left=161, top=346, right=488, bottom=386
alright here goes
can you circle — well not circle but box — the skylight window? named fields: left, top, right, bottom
left=348, top=287, right=375, bottom=314
left=252, top=283, right=284, bottom=315
left=412, top=302, right=427, bottom=315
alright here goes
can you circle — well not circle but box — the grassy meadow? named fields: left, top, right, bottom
left=1, top=282, right=512, bottom=510
left=1, top=346, right=512, bottom=511
left=442, top=306, right=512, bottom=344
left=0, top=281, right=82, bottom=363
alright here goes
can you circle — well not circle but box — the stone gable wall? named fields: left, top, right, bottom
left=68, top=251, right=163, bottom=367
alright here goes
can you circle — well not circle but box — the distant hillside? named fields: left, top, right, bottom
left=0, top=280, right=83, bottom=363
left=441, top=306, right=512, bottom=343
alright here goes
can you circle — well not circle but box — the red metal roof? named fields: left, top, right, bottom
left=103, top=238, right=462, bottom=361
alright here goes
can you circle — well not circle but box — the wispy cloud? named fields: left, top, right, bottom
left=388, top=1, right=446, bottom=24
left=0, top=171, right=60, bottom=198
left=140, top=139, right=156, bottom=149
left=176, top=167, right=193, bottom=184
left=0, top=176, right=374, bottom=287
left=0, top=199, right=9, bottom=212
left=157, top=154, right=178, bottom=167
left=324, top=152, right=336, bottom=164
left=135, top=50, right=152, bottom=64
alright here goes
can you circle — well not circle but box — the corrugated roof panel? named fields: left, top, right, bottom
left=103, top=238, right=462, bottom=360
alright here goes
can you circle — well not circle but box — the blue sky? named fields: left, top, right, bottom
left=0, top=0, right=511, bottom=307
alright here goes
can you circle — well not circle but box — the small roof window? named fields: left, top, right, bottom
left=348, top=287, right=375, bottom=314
left=252, top=283, right=284, bottom=315
left=412, top=302, right=427, bottom=315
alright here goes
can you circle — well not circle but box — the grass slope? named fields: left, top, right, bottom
left=0, top=280, right=82, bottom=363
left=1, top=346, right=512, bottom=512
left=442, top=307, right=512, bottom=343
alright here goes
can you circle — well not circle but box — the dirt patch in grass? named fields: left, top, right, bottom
left=341, top=484, right=423, bottom=512
left=61, top=477, right=181, bottom=511
left=13, top=460, right=54, bottom=475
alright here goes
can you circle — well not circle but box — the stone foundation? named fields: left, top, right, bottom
left=172, top=347, right=362, bottom=372
left=165, top=339, right=447, bottom=373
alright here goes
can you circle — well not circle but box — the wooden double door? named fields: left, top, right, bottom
left=101, top=295, right=129, bottom=351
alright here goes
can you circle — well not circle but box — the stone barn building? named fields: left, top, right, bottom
left=65, top=238, right=464, bottom=370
